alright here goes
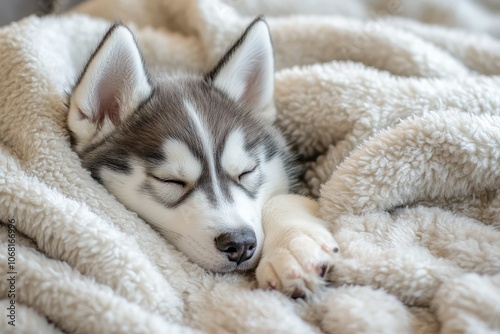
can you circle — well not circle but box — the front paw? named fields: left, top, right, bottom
left=256, top=226, right=339, bottom=299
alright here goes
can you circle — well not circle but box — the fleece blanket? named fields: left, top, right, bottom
left=1, top=0, right=500, bottom=333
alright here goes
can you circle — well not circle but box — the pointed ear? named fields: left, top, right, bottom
left=68, top=24, right=152, bottom=152
left=206, top=17, right=276, bottom=122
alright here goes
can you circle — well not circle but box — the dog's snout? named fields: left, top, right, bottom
left=215, top=229, right=257, bottom=265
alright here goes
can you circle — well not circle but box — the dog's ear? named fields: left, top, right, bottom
left=68, top=24, right=152, bottom=152
left=207, top=17, right=276, bottom=122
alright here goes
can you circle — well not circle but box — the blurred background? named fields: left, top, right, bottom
left=1, top=0, right=499, bottom=37
left=0, top=0, right=84, bottom=26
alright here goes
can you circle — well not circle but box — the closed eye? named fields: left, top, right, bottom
left=150, top=174, right=186, bottom=187
left=238, top=166, right=257, bottom=182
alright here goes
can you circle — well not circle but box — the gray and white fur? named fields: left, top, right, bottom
left=68, top=17, right=339, bottom=298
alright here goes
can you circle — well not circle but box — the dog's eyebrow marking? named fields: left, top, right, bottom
left=161, top=139, right=202, bottom=182
left=221, top=129, right=255, bottom=176
left=184, top=100, right=224, bottom=204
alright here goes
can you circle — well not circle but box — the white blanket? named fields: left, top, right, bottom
left=1, top=0, right=499, bottom=333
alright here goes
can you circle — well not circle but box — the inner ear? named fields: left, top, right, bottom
left=206, top=16, right=276, bottom=122
left=68, top=24, right=152, bottom=152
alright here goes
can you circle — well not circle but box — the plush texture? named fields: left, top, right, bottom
left=1, top=0, right=499, bottom=333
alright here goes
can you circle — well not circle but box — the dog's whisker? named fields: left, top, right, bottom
left=154, top=225, right=182, bottom=241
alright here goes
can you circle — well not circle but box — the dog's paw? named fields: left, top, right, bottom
left=256, top=224, right=339, bottom=299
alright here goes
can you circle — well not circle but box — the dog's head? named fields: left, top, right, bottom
left=67, top=18, right=295, bottom=272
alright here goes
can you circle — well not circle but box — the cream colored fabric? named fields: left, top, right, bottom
left=0, top=0, right=499, bottom=333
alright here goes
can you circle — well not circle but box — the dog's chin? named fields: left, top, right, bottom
left=202, top=254, right=260, bottom=273
left=235, top=256, right=260, bottom=272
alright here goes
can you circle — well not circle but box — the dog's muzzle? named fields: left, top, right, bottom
left=215, top=228, right=257, bottom=265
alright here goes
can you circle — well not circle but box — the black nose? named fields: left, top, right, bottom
left=215, top=229, right=257, bottom=265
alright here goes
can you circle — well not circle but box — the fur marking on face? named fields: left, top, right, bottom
left=68, top=18, right=297, bottom=272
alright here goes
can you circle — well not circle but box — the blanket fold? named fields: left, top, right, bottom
left=1, top=0, right=499, bottom=333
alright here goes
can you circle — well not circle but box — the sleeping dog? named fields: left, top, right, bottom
left=67, top=17, right=339, bottom=298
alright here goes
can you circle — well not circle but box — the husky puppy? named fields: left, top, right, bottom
left=68, top=17, right=338, bottom=298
